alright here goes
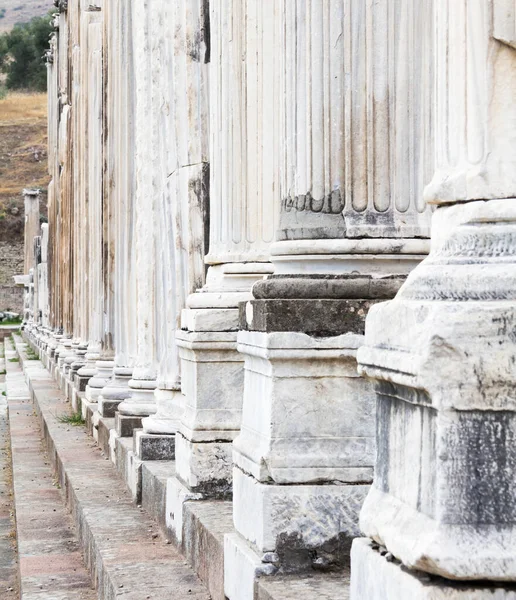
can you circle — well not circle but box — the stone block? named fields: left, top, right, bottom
left=75, top=374, right=90, bottom=392
left=165, top=476, right=203, bottom=545
left=350, top=538, right=516, bottom=599
left=244, top=299, right=377, bottom=337
left=234, top=331, right=375, bottom=484
left=183, top=500, right=234, bottom=600
left=141, top=461, right=174, bottom=540
left=80, top=397, right=96, bottom=437
left=256, top=571, right=350, bottom=600
left=115, top=413, right=143, bottom=437
left=175, top=432, right=232, bottom=497
left=176, top=329, right=243, bottom=439
left=233, top=466, right=368, bottom=567
left=98, top=397, right=123, bottom=418
left=115, top=436, right=143, bottom=502
left=224, top=533, right=276, bottom=600
left=133, top=430, right=176, bottom=461
left=97, top=416, right=115, bottom=457
left=181, top=307, right=240, bottom=332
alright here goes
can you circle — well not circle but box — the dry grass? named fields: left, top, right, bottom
left=0, top=92, right=47, bottom=123
left=0, top=91, right=48, bottom=241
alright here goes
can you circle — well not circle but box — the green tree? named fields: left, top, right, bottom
left=0, top=12, right=54, bottom=92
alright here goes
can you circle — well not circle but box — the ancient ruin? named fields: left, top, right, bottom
left=14, top=0, right=516, bottom=598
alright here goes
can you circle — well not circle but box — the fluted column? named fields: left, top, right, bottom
left=352, top=1, right=516, bottom=597
left=273, top=0, right=432, bottom=271
left=78, top=7, right=104, bottom=395
left=140, top=0, right=209, bottom=446
left=166, top=1, right=282, bottom=524
left=98, top=0, right=137, bottom=418
left=184, top=0, right=279, bottom=330
left=117, top=0, right=158, bottom=419
left=226, top=2, right=435, bottom=597
left=66, top=3, right=90, bottom=406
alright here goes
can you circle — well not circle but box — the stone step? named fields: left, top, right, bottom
left=141, top=460, right=234, bottom=600
left=14, top=342, right=211, bottom=600
left=22, top=335, right=353, bottom=600
left=256, top=572, right=350, bottom=600
left=5, top=346, right=96, bottom=600
left=0, top=359, right=19, bottom=600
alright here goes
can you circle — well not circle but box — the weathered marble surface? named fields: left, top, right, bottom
left=357, top=199, right=516, bottom=581
left=351, top=539, right=516, bottom=599
left=234, top=331, right=375, bottom=484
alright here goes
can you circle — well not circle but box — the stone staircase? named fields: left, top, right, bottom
left=1, top=333, right=351, bottom=600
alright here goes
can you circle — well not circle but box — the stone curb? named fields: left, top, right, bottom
left=14, top=339, right=210, bottom=600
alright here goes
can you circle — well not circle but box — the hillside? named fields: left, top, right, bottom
left=0, top=91, right=48, bottom=241
left=0, top=1, right=51, bottom=33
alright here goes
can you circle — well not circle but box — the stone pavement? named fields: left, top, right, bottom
left=5, top=341, right=96, bottom=599
left=13, top=340, right=211, bottom=600
left=0, top=347, right=18, bottom=600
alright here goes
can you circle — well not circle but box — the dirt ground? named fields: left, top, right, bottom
left=0, top=92, right=48, bottom=243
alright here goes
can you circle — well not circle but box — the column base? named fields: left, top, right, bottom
left=115, top=413, right=143, bottom=437
left=233, top=466, right=368, bottom=566
left=98, top=397, right=123, bottom=418
left=175, top=431, right=233, bottom=497
left=350, top=538, right=516, bottom=600
left=74, top=373, right=91, bottom=392
left=224, top=533, right=277, bottom=600
left=133, top=430, right=175, bottom=461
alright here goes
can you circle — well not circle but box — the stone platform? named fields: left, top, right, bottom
left=0, top=345, right=18, bottom=600
left=5, top=341, right=95, bottom=600
left=12, top=338, right=210, bottom=600
left=20, top=333, right=353, bottom=600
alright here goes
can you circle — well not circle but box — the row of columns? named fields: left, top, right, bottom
left=23, top=0, right=516, bottom=599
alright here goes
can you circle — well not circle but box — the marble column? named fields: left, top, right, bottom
left=98, top=0, right=137, bottom=420
left=77, top=7, right=104, bottom=400
left=117, top=0, right=158, bottom=426
left=23, top=190, right=40, bottom=276
left=225, top=1, right=434, bottom=598
left=167, top=0, right=281, bottom=543
left=136, top=0, right=208, bottom=463
left=352, top=1, right=516, bottom=598
left=63, top=2, right=88, bottom=406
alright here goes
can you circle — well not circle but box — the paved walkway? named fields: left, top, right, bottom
left=0, top=346, right=18, bottom=599
left=5, top=344, right=96, bottom=600
left=15, top=340, right=211, bottom=600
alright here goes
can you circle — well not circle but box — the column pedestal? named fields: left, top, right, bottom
left=353, top=199, right=516, bottom=595
left=173, top=329, right=244, bottom=495
left=76, top=345, right=99, bottom=393
left=116, top=373, right=157, bottom=437
left=85, top=358, right=114, bottom=402
left=70, top=342, right=87, bottom=411
left=350, top=539, right=516, bottom=600
left=98, top=366, right=132, bottom=417
left=224, top=330, right=375, bottom=600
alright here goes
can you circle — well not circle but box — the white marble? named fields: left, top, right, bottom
left=425, top=0, right=516, bottom=204
left=233, top=466, right=368, bottom=554
left=233, top=331, right=375, bottom=484
left=351, top=538, right=516, bottom=600
left=224, top=533, right=276, bottom=600
left=357, top=199, right=516, bottom=581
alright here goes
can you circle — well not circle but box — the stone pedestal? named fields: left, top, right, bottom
left=174, top=329, right=244, bottom=495
left=98, top=366, right=132, bottom=417
left=352, top=2, right=516, bottom=596
left=350, top=539, right=516, bottom=600
left=224, top=331, right=374, bottom=599
left=356, top=200, right=516, bottom=584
